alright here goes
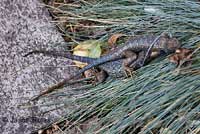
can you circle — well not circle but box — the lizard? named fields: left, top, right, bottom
left=24, top=34, right=181, bottom=100
left=24, top=49, right=164, bottom=82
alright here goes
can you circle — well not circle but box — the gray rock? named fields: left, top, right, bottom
left=0, top=0, right=78, bottom=133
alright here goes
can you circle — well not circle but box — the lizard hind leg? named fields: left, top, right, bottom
left=123, top=51, right=148, bottom=78
left=94, top=69, right=108, bottom=84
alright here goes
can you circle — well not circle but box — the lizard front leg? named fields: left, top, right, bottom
left=122, top=51, right=149, bottom=77
left=121, top=50, right=138, bottom=77
left=128, top=51, right=146, bottom=69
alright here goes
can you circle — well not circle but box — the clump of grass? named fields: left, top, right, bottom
left=39, top=0, right=200, bottom=133
left=46, top=0, right=200, bottom=43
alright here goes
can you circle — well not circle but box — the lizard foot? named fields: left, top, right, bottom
left=84, top=68, right=108, bottom=85
left=94, top=69, right=108, bottom=84
left=124, top=66, right=136, bottom=78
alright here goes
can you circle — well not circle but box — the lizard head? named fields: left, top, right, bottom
left=158, top=33, right=181, bottom=53
left=166, top=38, right=181, bottom=52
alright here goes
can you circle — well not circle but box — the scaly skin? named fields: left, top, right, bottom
left=24, top=34, right=181, bottom=100
left=24, top=34, right=180, bottom=76
left=24, top=50, right=128, bottom=77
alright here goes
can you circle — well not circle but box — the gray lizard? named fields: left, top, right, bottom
left=24, top=34, right=180, bottom=100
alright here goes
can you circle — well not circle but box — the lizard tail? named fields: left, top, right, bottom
left=24, top=50, right=97, bottom=64
left=31, top=62, right=103, bottom=101
left=31, top=78, right=68, bottom=101
left=31, top=54, right=122, bottom=101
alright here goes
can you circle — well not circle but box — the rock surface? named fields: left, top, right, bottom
left=0, top=0, right=78, bottom=133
